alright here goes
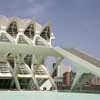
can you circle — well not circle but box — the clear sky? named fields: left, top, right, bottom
left=0, top=0, right=100, bottom=58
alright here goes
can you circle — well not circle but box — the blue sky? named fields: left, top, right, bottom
left=0, top=0, right=100, bottom=58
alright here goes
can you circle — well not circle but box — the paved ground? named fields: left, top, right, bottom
left=0, top=91, right=100, bottom=100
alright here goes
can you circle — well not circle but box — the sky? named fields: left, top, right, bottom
left=0, top=0, right=100, bottom=58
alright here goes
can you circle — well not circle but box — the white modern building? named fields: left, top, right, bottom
left=0, top=16, right=56, bottom=90
left=0, top=16, right=100, bottom=91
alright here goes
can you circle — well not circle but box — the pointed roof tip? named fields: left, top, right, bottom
left=48, top=20, right=52, bottom=25
left=0, top=16, right=9, bottom=22
left=10, top=16, right=19, bottom=21
left=31, top=17, right=36, bottom=21
left=29, top=18, right=36, bottom=24
left=0, top=15, right=8, bottom=19
left=44, top=21, right=52, bottom=27
left=0, top=16, right=9, bottom=26
left=40, top=21, right=52, bottom=32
